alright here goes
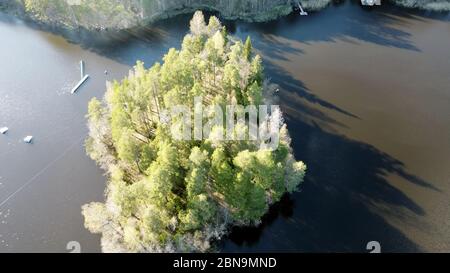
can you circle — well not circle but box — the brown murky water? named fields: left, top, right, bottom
left=0, top=2, right=449, bottom=252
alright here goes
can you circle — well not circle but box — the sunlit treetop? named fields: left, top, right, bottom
left=82, top=11, right=306, bottom=253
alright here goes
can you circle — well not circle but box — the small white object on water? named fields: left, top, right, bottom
left=0, top=127, right=8, bottom=134
left=23, top=136, right=33, bottom=143
left=361, top=0, right=381, bottom=6
left=104, top=70, right=108, bottom=75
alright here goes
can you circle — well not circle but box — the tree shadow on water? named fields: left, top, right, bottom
left=222, top=112, right=438, bottom=252
left=0, top=10, right=191, bottom=68
left=221, top=62, right=440, bottom=254
left=233, top=0, right=442, bottom=63
left=264, top=62, right=361, bottom=122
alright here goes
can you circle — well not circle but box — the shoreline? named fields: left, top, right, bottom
left=1, top=1, right=449, bottom=33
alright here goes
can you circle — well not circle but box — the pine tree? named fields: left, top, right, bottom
left=83, top=11, right=306, bottom=253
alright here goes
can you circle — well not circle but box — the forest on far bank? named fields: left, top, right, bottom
left=1, top=0, right=448, bottom=31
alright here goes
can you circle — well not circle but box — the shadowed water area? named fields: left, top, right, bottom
left=0, top=2, right=449, bottom=252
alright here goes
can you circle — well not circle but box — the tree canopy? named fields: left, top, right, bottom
left=82, top=11, right=306, bottom=253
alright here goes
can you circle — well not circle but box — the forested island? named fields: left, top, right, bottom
left=82, top=12, right=306, bottom=252
left=1, top=0, right=449, bottom=255
left=1, top=0, right=449, bottom=30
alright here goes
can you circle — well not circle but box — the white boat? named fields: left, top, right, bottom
left=361, top=0, right=381, bottom=6
left=23, top=136, right=33, bottom=143
left=0, top=127, right=8, bottom=134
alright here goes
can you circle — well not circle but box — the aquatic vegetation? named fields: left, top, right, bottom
left=82, top=12, right=306, bottom=252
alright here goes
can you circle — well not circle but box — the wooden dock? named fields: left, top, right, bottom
left=71, top=74, right=90, bottom=94
left=295, top=0, right=308, bottom=15
left=71, top=60, right=89, bottom=94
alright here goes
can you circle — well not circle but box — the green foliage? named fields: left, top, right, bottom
left=19, top=0, right=299, bottom=30
left=83, top=11, right=306, bottom=253
left=23, top=0, right=139, bottom=29
left=17, top=0, right=450, bottom=32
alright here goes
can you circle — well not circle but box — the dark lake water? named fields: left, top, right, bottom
left=0, top=2, right=449, bottom=252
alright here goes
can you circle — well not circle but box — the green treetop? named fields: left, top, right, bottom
left=82, top=11, right=306, bottom=253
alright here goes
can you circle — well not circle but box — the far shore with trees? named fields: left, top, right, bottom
left=1, top=1, right=448, bottom=31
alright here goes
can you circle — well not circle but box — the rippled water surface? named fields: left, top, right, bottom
left=0, top=2, right=449, bottom=252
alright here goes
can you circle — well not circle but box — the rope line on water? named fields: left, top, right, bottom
left=0, top=135, right=85, bottom=209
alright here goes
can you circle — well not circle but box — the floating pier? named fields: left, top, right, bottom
left=80, top=60, right=85, bottom=79
left=71, top=60, right=89, bottom=94
left=0, top=127, right=8, bottom=134
left=295, top=0, right=308, bottom=16
left=71, top=74, right=90, bottom=94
